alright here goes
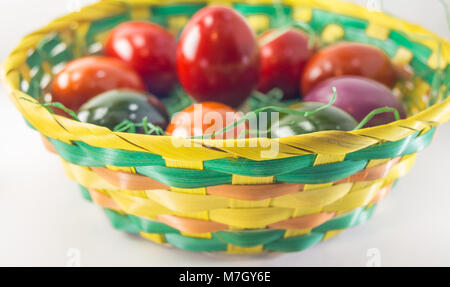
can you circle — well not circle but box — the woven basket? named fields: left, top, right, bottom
left=3, top=0, right=450, bottom=254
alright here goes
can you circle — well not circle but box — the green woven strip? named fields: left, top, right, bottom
left=276, top=159, right=368, bottom=184
left=346, top=128, right=434, bottom=160
left=37, top=34, right=73, bottom=66
left=75, top=141, right=165, bottom=166
left=78, top=185, right=92, bottom=202
left=234, top=2, right=291, bottom=28
left=135, top=160, right=367, bottom=188
left=45, top=128, right=436, bottom=189
left=265, top=232, right=324, bottom=252
left=217, top=229, right=285, bottom=248
left=45, top=125, right=435, bottom=171
left=312, top=204, right=377, bottom=233
left=135, top=165, right=232, bottom=188
left=49, top=139, right=104, bottom=167
left=128, top=215, right=180, bottom=234
left=309, top=9, right=368, bottom=32
left=151, top=3, right=205, bottom=26
left=85, top=13, right=130, bottom=46
left=344, top=28, right=398, bottom=57
left=389, top=30, right=433, bottom=61
left=165, top=233, right=228, bottom=252
left=101, top=202, right=379, bottom=252
left=203, top=155, right=316, bottom=177
left=104, top=208, right=140, bottom=234
left=404, top=128, right=435, bottom=154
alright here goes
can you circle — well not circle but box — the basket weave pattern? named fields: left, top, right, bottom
left=3, top=0, right=450, bottom=253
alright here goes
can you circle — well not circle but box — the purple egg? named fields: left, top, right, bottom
left=303, top=76, right=407, bottom=127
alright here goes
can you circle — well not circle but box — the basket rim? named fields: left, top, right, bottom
left=2, top=0, right=450, bottom=161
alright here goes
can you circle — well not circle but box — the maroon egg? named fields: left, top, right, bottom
left=303, top=76, right=406, bottom=127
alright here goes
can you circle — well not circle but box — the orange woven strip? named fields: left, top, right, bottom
left=41, top=136, right=57, bottom=154
left=91, top=167, right=169, bottom=190
left=43, top=137, right=399, bottom=198
left=207, top=183, right=301, bottom=200
left=336, top=158, right=401, bottom=183
left=88, top=188, right=120, bottom=210
left=268, top=212, right=336, bottom=230
left=370, top=182, right=393, bottom=204
left=157, top=214, right=228, bottom=233
left=88, top=181, right=393, bottom=233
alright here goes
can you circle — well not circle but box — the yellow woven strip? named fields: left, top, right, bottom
left=112, top=189, right=147, bottom=198
left=392, top=47, right=414, bottom=66
left=172, top=211, right=210, bottom=221
left=167, top=15, right=189, bottom=32
left=165, top=159, right=203, bottom=170
left=170, top=187, right=207, bottom=196
left=285, top=154, right=346, bottom=238
left=108, top=190, right=169, bottom=219
left=130, top=5, right=152, bottom=20
left=143, top=189, right=228, bottom=213
left=428, top=51, right=448, bottom=69
left=321, top=24, right=345, bottom=44
left=62, top=161, right=119, bottom=190
left=246, top=15, right=270, bottom=33
left=303, top=154, right=346, bottom=191
left=383, top=154, right=416, bottom=183
left=62, top=155, right=414, bottom=215
left=292, top=6, right=313, bottom=22
left=18, top=64, right=31, bottom=82
left=229, top=199, right=271, bottom=208
left=365, top=158, right=390, bottom=169
left=323, top=229, right=344, bottom=241
left=106, top=165, right=136, bottom=174
left=164, top=159, right=210, bottom=225
left=232, top=175, right=274, bottom=185
left=322, top=180, right=383, bottom=212
left=73, top=22, right=90, bottom=58
left=271, top=183, right=353, bottom=209
left=140, top=232, right=166, bottom=244
left=62, top=159, right=394, bottom=212
left=279, top=131, right=380, bottom=155
left=62, top=159, right=415, bottom=230
left=180, top=232, right=212, bottom=239
left=284, top=229, right=311, bottom=238
left=283, top=228, right=310, bottom=239
left=227, top=244, right=263, bottom=254
left=209, top=208, right=293, bottom=229
left=366, top=23, right=390, bottom=40
left=207, top=0, right=233, bottom=6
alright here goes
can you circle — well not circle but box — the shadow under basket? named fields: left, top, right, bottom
left=3, top=0, right=450, bottom=254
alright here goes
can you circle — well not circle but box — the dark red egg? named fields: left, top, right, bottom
left=176, top=6, right=261, bottom=107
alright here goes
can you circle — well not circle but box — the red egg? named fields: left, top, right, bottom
left=176, top=6, right=261, bottom=107
left=51, top=56, right=146, bottom=112
left=104, top=21, right=177, bottom=97
left=301, top=42, right=398, bottom=94
left=258, top=28, right=312, bottom=99
left=166, top=102, right=247, bottom=139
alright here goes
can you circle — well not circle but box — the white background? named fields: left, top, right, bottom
left=0, top=0, right=449, bottom=267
